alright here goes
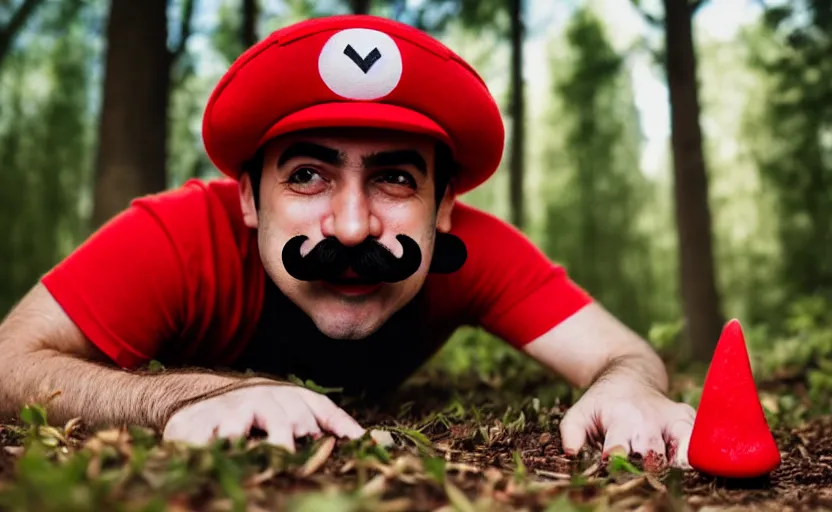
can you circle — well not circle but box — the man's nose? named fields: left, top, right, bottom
left=322, top=185, right=382, bottom=246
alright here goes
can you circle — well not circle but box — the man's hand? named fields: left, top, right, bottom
left=521, top=303, right=696, bottom=469
left=559, top=374, right=696, bottom=469
left=163, top=384, right=366, bottom=451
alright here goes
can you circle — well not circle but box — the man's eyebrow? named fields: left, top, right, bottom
left=278, top=142, right=344, bottom=167
left=362, top=150, right=427, bottom=175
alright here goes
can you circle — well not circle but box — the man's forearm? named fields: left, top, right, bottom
left=0, top=349, right=241, bottom=430
left=592, top=351, right=669, bottom=394
left=523, top=303, right=671, bottom=392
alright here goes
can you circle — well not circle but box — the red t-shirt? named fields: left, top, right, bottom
left=41, top=179, right=591, bottom=369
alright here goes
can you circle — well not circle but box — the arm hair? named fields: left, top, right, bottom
left=0, top=283, right=248, bottom=429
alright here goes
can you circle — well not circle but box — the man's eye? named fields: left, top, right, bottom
left=377, top=171, right=416, bottom=188
left=289, top=167, right=318, bottom=184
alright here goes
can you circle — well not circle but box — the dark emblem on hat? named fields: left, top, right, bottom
left=343, top=44, right=382, bottom=74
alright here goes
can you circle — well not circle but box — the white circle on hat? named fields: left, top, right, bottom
left=318, top=28, right=403, bottom=100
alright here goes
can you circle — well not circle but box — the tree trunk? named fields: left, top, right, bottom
left=91, top=0, right=169, bottom=228
left=242, top=0, right=258, bottom=48
left=508, top=0, right=525, bottom=229
left=663, top=0, right=723, bottom=362
left=0, top=0, right=44, bottom=67
left=349, top=0, right=371, bottom=15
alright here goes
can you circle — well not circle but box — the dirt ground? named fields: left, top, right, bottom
left=0, top=376, right=830, bottom=511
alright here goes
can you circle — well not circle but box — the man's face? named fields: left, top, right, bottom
left=239, top=128, right=454, bottom=340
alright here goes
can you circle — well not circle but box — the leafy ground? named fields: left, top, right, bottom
left=0, top=364, right=830, bottom=512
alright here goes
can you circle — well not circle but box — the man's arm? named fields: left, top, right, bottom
left=522, top=302, right=668, bottom=393
left=0, top=282, right=366, bottom=449
left=522, top=302, right=694, bottom=467
left=0, top=283, right=238, bottom=429
left=445, top=203, right=694, bottom=467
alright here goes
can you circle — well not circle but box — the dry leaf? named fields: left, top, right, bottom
left=298, top=436, right=336, bottom=477
left=581, top=462, right=601, bottom=477
left=359, top=474, right=388, bottom=497
left=376, top=498, right=413, bottom=512
left=608, top=476, right=647, bottom=496
left=645, top=474, right=667, bottom=493
left=370, top=429, right=396, bottom=448
left=96, top=429, right=123, bottom=444
left=339, top=460, right=356, bottom=474
left=533, top=469, right=571, bottom=480
left=3, top=446, right=23, bottom=456
left=445, top=480, right=476, bottom=512
left=63, top=417, right=83, bottom=437
left=245, top=468, right=276, bottom=487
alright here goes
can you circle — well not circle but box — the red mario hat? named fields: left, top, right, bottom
left=202, top=15, right=505, bottom=195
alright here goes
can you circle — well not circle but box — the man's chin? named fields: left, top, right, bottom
left=312, top=317, right=385, bottom=340
left=305, top=296, right=388, bottom=340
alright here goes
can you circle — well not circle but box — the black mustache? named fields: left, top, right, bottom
left=282, top=235, right=423, bottom=283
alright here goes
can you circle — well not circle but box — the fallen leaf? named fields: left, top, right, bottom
left=371, top=429, right=396, bottom=448
left=445, top=480, right=475, bottom=512
left=298, top=436, right=336, bottom=477
left=359, top=474, right=388, bottom=497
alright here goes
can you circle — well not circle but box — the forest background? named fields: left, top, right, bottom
left=4, top=0, right=830, bottom=401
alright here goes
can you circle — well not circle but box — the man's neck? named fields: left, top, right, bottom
left=231, top=278, right=432, bottom=396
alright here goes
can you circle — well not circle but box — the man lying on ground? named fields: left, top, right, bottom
left=0, top=15, right=695, bottom=467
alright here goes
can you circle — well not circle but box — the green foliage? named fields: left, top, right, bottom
left=19, top=404, right=47, bottom=429
left=542, top=7, right=673, bottom=336
left=412, top=0, right=508, bottom=35
left=747, top=295, right=832, bottom=412
left=287, top=375, right=344, bottom=395
left=745, top=1, right=832, bottom=311
left=422, top=455, right=446, bottom=484
left=210, top=0, right=251, bottom=66
left=606, top=453, right=642, bottom=477
left=0, top=0, right=95, bottom=317
left=424, top=326, right=548, bottom=384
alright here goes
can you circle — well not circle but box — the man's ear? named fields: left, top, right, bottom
left=238, top=173, right=259, bottom=229
left=436, top=185, right=455, bottom=233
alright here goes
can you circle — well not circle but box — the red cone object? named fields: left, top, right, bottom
left=687, top=319, right=781, bottom=478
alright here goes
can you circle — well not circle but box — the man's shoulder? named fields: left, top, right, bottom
left=448, top=201, right=536, bottom=258
left=131, top=178, right=254, bottom=251
left=133, top=178, right=242, bottom=223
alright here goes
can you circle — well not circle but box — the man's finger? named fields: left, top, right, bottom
left=665, top=405, right=696, bottom=468
left=214, top=413, right=255, bottom=442
left=629, top=425, right=667, bottom=467
left=266, top=423, right=296, bottom=453
left=559, top=407, right=589, bottom=456
left=277, top=394, right=323, bottom=439
left=164, top=411, right=222, bottom=446
left=304, top=392, right=365, bottom=439
left=601, top=422, right=632, bottom=458
left=255, top=405, right=297, bottom=453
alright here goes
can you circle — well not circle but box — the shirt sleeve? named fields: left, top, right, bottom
left=40, top=179, right=264, bottom=369
left=440, top=202, right=593, bottom=348
left=41, top=202, right=189, bottom=368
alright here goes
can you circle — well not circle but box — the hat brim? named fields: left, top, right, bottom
left=258, top=102, right=455, bottom=153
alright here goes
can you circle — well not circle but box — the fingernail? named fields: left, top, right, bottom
left=604, top=445, right=628, bottom=458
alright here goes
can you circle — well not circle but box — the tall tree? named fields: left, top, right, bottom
left=91, top=0, right=196, bottom=228
left=242, top=0, right=258, bottom=47
left=188, top=0, right=259, bottom=182
left=632, top=0, right=723, bottom=362
left=0, top=0, right=94, bottom=314
left=747, top=2, right=832, bottom=307
left=507, top=0, right=524, bottom=229
left=409, top=0, right=526, bottom=228
left=349, top=0, right=371, bottom=14
left=0, top=0, right=44, bottom=67
left=545, top=7, right=659, bottom=335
